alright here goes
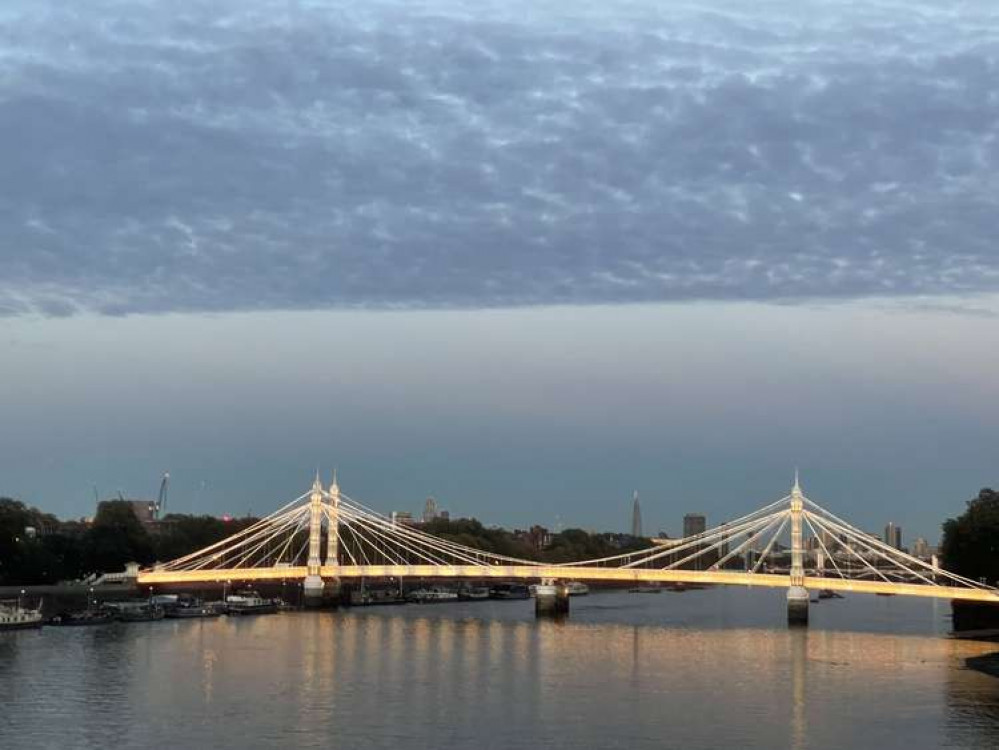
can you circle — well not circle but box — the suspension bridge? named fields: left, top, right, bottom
left=138, top=473, right=999, bottom=622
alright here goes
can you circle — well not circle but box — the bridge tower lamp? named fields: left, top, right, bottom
left=303, top=472, right=326, bottom=605
left=787, top=471, right=809, bottom=625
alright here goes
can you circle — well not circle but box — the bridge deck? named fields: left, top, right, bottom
left=137, top=565, right=999, bottom=603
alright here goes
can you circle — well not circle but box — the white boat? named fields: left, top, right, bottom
left=566, top=582, right=590, bottom=596
left=0, top=599, right=44, bottom=631
left=408, top=587, right=459, bottom=603
left=458, top=586, right=490, bottom=600
left=226, top=590, right=279, bottom=615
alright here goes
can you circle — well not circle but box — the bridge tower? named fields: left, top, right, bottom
left=787, top=471, right=809, bottom=625
left=324, top=470, right=341, bottom=598
left=303, top=472, right=325, bottom=605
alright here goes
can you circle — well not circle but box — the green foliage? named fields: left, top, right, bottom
left=420, top=517, right=654, bottom=563
left=0, top=497, right=81, bottom=585
left=942, top=488, right=999, bottom=586
left=152, top=514, right=259, bottom=562
left=540, top=529, right=651, bottom=563
left=0, top=495, right=263, bottom=584
left=83, top=500, right=156, bottom=573
left=421, top=518, right=535, bottom=559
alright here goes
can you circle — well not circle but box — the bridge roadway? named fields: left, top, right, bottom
left=137, top=565, right=999, bottom=603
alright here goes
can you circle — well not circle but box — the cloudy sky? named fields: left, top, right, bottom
left=1, top=1, right=997, bottom=540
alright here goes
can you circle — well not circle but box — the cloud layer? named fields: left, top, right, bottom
left=2, top=0, right=998, bottom=315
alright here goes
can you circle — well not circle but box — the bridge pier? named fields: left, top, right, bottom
left=303, top=575, right=325, bottom=607
left=535, top=582, right=569, bottom=618
left=787, top=585, right=809, bottom=626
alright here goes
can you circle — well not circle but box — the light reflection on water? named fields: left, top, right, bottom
left=1, top=588, right=998, bottom=750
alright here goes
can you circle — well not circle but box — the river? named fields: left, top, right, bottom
left=2, top=587, right=999, bottom=749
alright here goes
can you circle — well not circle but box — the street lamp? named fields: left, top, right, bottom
left=19, top=589, right=25, bottom=609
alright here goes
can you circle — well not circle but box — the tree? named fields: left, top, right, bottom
left=0, top=497, right=71, bottom=585
left=83, top=500, right=155, bottom=574
left=941, top=488, right=999, bottom=586
left=153, top=514, right=259, bottom=563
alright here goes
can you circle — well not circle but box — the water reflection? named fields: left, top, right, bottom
left=2, top=592, right=999, bottom=750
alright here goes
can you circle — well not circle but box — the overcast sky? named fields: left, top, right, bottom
left=2, top=1, right=997, bottom=541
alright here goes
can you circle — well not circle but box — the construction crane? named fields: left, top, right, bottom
left=156, top=473, right=169, bottom=519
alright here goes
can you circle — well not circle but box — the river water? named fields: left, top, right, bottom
left=2, top=587, right=999, bottom=750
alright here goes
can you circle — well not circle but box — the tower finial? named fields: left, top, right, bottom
left=793, top=467, right=801, bottom=492
left=313, top=468, right=322, bottom=491
left=331, top=466, right=339, bottom=490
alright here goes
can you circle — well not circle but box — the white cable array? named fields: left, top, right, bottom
left=620, top=508, right=787, bottom=570
left=804, top=496, right=994, bottom=590
left=143, top=480, right=997, bottom=602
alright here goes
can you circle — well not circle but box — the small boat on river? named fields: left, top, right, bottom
left=408, top=587, right=459, bottom=603
left=566, top=582, right=590, bottom=596
left=225, top=590, right=280, bottom=615
left=490, top=584, right=530, bottom=600
left=629, top=585, right=663, bottom=594
left=458, top=586, right=490, bottom=601
left=0, top=600, right=44, bottom=631
left=165, top=599, right=224, bottom=618
left=48, top=609, right=115, bottom=627
left=106, top=601, right=166, bottom=622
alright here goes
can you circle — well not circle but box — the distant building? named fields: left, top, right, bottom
left=631, top=491, right=643, bottom=537
left=884, top=522, right=902, bottom=550
left=911, top=537, right=932, bottom=559
left=514, top=525, right=553, bottom=551
left=391, top=511, right=415, bottom=526
left=423, top=497, right=439, bottom=523
left=439, top=510, right=450, bottom=522
left=683, top=514, right=706, bottom=538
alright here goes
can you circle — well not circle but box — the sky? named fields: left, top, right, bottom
left=1, top=1, right=998, bottom=542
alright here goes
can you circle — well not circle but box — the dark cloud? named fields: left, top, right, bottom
left=2, top=0, right=998, bottom=315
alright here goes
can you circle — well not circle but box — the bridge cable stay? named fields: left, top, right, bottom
left=335, top=492, right=547, bottom=567
left=333, top=502, right=473, bottom=567
left=808, top=513, right=933, bottom=584
left=801, top=513, right=846, bottom=579
left=162, top=504, right=311, bottom=572
left=154, top=491, right=311, bottom=572
left=751, top=515, right=790, bottom=574
left=796, top=496, right=995, bottom=595
left=615, top=508, right=788, bottom=570
left=800, top=514, right=894, bottom=584
left=558, top=494, right=792, bottom=568
left=710, top=513, right=787, bottom=570
left=338, top=507, right=471, bottom=567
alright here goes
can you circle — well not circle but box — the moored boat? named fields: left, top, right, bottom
left=566, top=581, right=590, bottom=596
left=48, top=609, right=115, bottom=627
left=629, top=585, right=663, bottom=594
left=165, top=601, right=224, bottom=618
left=106, top=600, right=166, bottom=622
left=350, top=588, right=406, bottom=606
left=225, top=590, right=280, bottom=615
left=490, top=583, right=530, bottom=600
left=408, top=587, right=459, bottom=603
left=458, top=586, right=490, bottom=600
left=0, top=599, right=44, bottom=631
